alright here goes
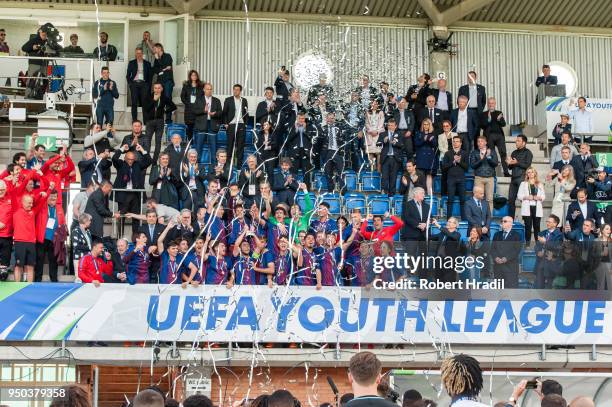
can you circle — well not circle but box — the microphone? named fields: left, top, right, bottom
left=327, top=375, right=339, bottom=395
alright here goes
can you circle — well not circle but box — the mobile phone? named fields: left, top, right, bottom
left=526, top=379, right=538, bottom=389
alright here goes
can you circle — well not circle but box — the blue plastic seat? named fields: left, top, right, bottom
left=430, top=220, right=447, bottom=236
left=229, top=168, right=239, bottom=184
left=200, top=147, right=211, bottom=165
left=368, top=194, right=390, bottom=215
left=395, top=174, right=402, bottom=193
left=512, top=221, right=526, bottom=241
left=433, top=175, right=441, bottom=194
left=313, top=171, right=329, bottom=191
left=217, top=129, right=228, bottom=148
left=296, top=192, right=317, bottom=213
left=522, top=250, right=537, bottom=272
left=166, top=124, right=186, bottom=141
left=424, top=196, right=439, bottom=217
left=345, top=193, right=366, bottom=213
left=361, top=171, right=381, bottom=192
left=344, top=170, right=358, bottom=192
left=440, top=196, right=461, bottom=217
left=245, top=128, right=255, bottom=146
left=465, top=175, right=474, bottom=192
left=321, top=193, right=342, bottom=216
left=392, top=195, right=404, bottom=215
left=489, top=222, right=501, bottom=240
left=458, top=221, right=469, bottom=240
left=492, top=201, right=509, bottom=218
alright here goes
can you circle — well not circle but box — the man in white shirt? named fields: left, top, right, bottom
left=570, top=96, right=593, bottom=142
left=222, top=84, right=248, bottom=167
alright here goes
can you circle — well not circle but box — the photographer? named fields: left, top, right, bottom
left=21, top=26, right=61, bottom=99
left=586, top=167, right=611, bottom=201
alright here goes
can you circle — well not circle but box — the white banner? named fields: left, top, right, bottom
left=541, top=96, right=612, bottom=140
left=0, top=283, right=610, bottom=345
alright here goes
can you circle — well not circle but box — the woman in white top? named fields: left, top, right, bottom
left=517, top=166, right=545, bottom=245
left=550, top=164, right=576, bottom=220
left=364, top=99, right=385, bottom=172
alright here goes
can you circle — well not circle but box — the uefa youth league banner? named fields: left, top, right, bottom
left=0, top=283, right=610, bottom=344
left=545, top=96, right=612, bottom=140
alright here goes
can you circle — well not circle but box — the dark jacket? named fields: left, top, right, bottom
left=93, top=44, right=118, bottom=61
left=398, top=171, right=427, bottom=196
left=22, top=34, right=62, bottom=65
left=566, top=200, right=599, bottom=231
left=92, top=79, right=119, bottom=107
left=393, top=109, right=415, bottom=133
left=153, top=52, right=174, bottom=83
left=416, top=107, right=444, bottom=132
left=78, top=157, right=111, bottom=187
left=458, top=84, right=486, bottom=111
left=149, top=165, right=180, bottom=209
left=126, top=59, right=153, bottom=85
left=164, top=143, right=188, bottom=177
left=319, top=123, right=346, bottom=153
left=469, top=148, right=498, bottom=178
left=464, top=198, right=491, bottom=230
left=414, top=131, right=438, bottom=171
left=274, top=75, right=294, bottom=108
left=222, top=96, right=249, bottom=126
left=286, top=124, right=315, bottom=155
left=441, top=149, right=469, bottom=179
left=256, top=99, right=278, bottom=125
left=84, top=188, right=113, bottom=238
left=405, top=84, right=430, bottom=110
left=145, top=95, right=177, bottom=123
left=480, top=110, right=506, bottom=136
left=377, top=131, right=403, bottom=163
left=509, top=147, right=533, bottom=182
left=180, top=82, right=204, bottom=124
left=401, top=199, right=430, bottom=241
left=450, top=108, right=480, bottom=141
left=139, top=222, right=165, bottom=246
left=111, top=150, right=152, bottom=203
left=194, top=95, right=223, bottom=133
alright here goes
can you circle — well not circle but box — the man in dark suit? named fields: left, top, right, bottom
left=112, top=145, right=152, bottom=236
left=450, top=96, right=480, bottom=151
left=404, top=73, right=431, bottom=111
left=549, top=146, right=582, bottom=190
left=138, top=209, right=164, bottom=284
left=416, top=95, right=444, bottom=133
left=575, top=143, right=599, bottom=187
left=272, top=157, right=300, bottom=206
left=431, top=78, right=453, bottom=113
left=282, top=89, right=308, bottom=133
left=194, top=82, right=223, bottom=165
left=393, top=98, right=416, bottom=160
left=565, top=188, right=599, bottom=231
left=222, top=84, right=249, bottom=167
left=126, top=47, right=152, bottom=122
left=164, top=133, right=187, bottom=177
left=165, top=209, right=195, bottom=245
left=480, top=97, right=508, bottom=170
left=274, top=67, right=294, bottom=109
left=507, top=135, right=533, bottom=217
left=401, top=187, right=430, bottom=277
left=464, top=185, right=491, bottom=238
left=145, top=82, right=177, bottom=163
left=399, top=160, right=427, bottom=198
left=84, top=180, right=118, bottom=240
left=319, top=112, right=346, bottom=193
left=491, top=216, right=522, bottom=288
left=458, top=70, right=486, bottom=112
left=377, top=119, right=402, bottom=197
left=255, top=86, right=278, bottom=124
left=441, top=136, right=469, bottom=219
left=286, top=112, right=314, bottom=188
left=119, top=120, right=150, bottom=162
left=534, top=214, right=564, bottom=289
left=78, top=148, right=111, bottom=187
left=535, top=64, right=558, bottom=105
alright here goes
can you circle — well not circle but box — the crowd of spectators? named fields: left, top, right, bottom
left=0, top=26, right=610, bottom=290
left=40, top=352, right=599, bottom=407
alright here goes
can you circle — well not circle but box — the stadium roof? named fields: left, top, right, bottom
left=3, top=0, right=612, bottom=29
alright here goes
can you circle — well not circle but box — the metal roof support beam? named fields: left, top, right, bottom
left=165, top=0, right=213, bottom=14
left=418, top=0, right=495, bottom=27
left=440, top=0, right=496, bottom=25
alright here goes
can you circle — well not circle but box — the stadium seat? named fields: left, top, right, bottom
left=383, top=219, right=401, bottom=241
left=295, top=170, right=305, bottom=182
left=344, top=170, right=358, bottom=192
left=433, top=175, right=441, bottom=194
left=492, top=201, right=509, bottom=218
left=522, top=250, right=537, bottom=272
left=440, top=196, right=461, bottom=217
left=392, top=195, right=404, bottom=215
left=245, top=128, right=255, bottom=146
left=489, top=222, right=501, bottom=240
left=457, top=221, right=469, bottom=240
left=296, top=192, right=317, bottom=213
left=361, top=171, right=381, bottom=192
left=430, top=220, right=447, bottom=235
left=395, top=173, right=402, bottom=193
left=465, top=175, right=474, bottom=192
left=217, top=129, right=228, bottom=148
left=512, top=221, right=526, bottom=241
left=200, top=147, right=211, bottom=164
left=313, top=171, right=329, bottom=191
left=424, top=196, right=439, bottom=217
left=345, top=193, right=366, bottom=213
left=229, top=168, right=239, bottom=184
left=321, top=193, right=342, bottom=216
left=166, top=124, right=187, bottom=141
left=368, top=194, right=390, bottom=215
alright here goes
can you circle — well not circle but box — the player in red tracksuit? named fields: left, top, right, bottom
left=78, top=240, right=114, bottom=285
left=41, top=147, right=75, bottom=207
left=0, top=180, right=13, bottom=279
left=359, top=212, right=404, bottom=257
left=5, top=164, right=48, bottom=207
left=13, top=194, right=46, bottom=282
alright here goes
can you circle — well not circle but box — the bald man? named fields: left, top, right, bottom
left=569, top=397, right=594, bottom=407
left=133, top=389, right=164, bottom=407
left=491, top=216, right=522, bottom=288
